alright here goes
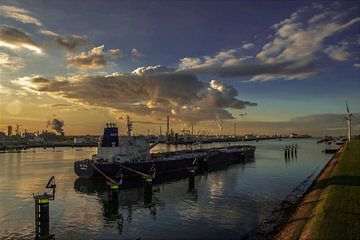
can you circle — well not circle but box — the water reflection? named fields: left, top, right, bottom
left=1, top=140, right=333, bottom=239
left=73, top=157, right=255, bottom=236
left=74, top=178, right=165, bottom=233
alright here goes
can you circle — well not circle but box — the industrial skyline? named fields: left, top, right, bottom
left=0, top=0, right=359, bottom=135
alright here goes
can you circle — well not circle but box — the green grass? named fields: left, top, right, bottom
left=303, top=139, right=360, bottom=240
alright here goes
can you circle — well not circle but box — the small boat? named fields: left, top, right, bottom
left=322, top=148, right=339, bottom=154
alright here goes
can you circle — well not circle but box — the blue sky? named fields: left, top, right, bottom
left=0, top=0, right=359, bottom=135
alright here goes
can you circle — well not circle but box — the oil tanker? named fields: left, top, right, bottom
left=74, top=118, right=255, bottom=179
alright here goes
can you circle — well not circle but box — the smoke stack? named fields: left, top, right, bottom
left=166, top=115, right=170, bottom=136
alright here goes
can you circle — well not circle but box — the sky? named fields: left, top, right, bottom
left=0, top=0, right=359, bottom=136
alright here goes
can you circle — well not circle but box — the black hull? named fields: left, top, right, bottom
left=74, top=147, right=255, bottom=179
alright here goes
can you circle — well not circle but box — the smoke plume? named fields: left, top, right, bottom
left=47, top=118, right=64, bottom=134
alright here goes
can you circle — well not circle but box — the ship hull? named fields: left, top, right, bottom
left=74, top=146, right=255, bottom=179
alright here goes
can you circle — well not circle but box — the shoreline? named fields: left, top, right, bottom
left=274, top=139, right=359, bottom=239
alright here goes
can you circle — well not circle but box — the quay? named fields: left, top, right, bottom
left=0, top=142, right=98, bottom=151
left=275, top=139, right=360, bottom=240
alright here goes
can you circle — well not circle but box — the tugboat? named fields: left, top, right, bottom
left=74, top=117, right=255, bottom=179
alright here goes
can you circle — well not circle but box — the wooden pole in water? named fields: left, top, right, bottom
left=188, top=168, right=195, bottom=192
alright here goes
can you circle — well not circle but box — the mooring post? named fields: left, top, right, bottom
left=144, top=176, right=153, bottom=203
left=201, top=157, right=208, bottom=172
left=107, top=182, right=119, bottom=203
left=188, top=167, right=195, bottom=192
left=34, top=196, right=50, bottom=239
left=33, top=176, right=56, bottom=239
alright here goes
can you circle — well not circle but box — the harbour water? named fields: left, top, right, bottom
left=0, top=139, right=332, bottom=239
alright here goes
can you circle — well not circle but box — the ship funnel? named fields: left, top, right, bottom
left=101, top=123, right=119, bottom=147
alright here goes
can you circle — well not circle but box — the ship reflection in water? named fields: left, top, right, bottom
left=74, top=178, right=164, bottom=235
left=73, top=160, right=254, bottom=236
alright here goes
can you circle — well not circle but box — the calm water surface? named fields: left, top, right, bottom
left=0, top=139, right=332, bottom=239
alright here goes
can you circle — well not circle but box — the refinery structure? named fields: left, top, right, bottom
left=0, top=115, right=312, bottom=152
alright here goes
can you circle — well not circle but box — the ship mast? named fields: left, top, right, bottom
left=127, top=115, right=133, bottom=136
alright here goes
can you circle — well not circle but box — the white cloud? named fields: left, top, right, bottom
left=38, top=29, right=59, bottom=37
left=176, top=3, right=360, bottom=82
left=0, top=5, right=42, bottom=26
left=257, top=7, right=360, bottom=66
left=178, top=49, right=250, bottom=71
left=242, top=43, right=254, bottom=49
left=354, top=63, right=360, bottom=68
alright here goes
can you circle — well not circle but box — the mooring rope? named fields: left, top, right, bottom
left=89, top=162, right=116, bottom=183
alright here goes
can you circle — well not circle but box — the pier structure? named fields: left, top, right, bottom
left=284, top=144, right=297, bottom=161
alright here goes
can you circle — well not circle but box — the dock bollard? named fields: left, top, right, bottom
left=144, top=176, right=153, bottom=203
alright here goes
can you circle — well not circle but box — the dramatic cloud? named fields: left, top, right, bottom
left=354, top=63, right=360, bottom=68
left=13, top=67, right=257, bottom=124
left=0, top=52, right=23, bottom=71
left=255, top=6, right=359, bottom=80
left=131, top=48, right=144, bottom=58
left=177, top=4, right=360, bottom=81
left=66, top=45, right=121, bottom=69
left=55, top=34, right=90, bottom=52
left=0, top=25, right=42, bottom=54
left=0, top=5, right=42, bottom=26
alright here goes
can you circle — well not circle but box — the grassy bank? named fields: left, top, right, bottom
left=276, top=139, right=360, bottom=240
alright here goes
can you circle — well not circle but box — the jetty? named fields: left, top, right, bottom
left=275, top=139, right=360, bottom=240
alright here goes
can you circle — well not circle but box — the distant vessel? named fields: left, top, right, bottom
left=74, top=117, right=256, bottom=179
left=290, top=133, right=311, bottom=139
